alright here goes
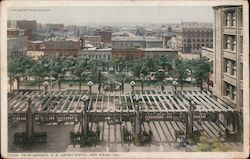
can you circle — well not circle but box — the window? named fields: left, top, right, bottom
left=224, top=35, right=236, bottom=51
left=224, top=82, right=237, bottom=101
left=197, top=39, right=200, bottom=42
left=224, top=58, right=236, bottom=76
left=193, top=39, right=195, bottom=42
left=225, top=10, right=236, bottom=27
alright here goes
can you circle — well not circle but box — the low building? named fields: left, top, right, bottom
left=28, top=41, right=45, bottom=51
left=112, top=49, right=144, bottom=59
left=145, top=37, right=163, bottom=48
left=112, top=36, right=146, bottom=50
left=79, top=48, right=112, bottom=61
left=144, top=48, right=178, bottom=58
left=44, top=38, right=80, bottom=57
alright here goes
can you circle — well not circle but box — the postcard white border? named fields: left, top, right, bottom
left=1, top=0, right=249, bottom=158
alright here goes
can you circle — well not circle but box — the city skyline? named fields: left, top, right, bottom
left=8, top=6, right=213, bottom=26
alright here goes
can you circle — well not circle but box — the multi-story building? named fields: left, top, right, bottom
left=81, top=36, right=102, bottom=48
left=175, top=27, right=213, bottom=54
left=213, top=5, right=243, bottom=138
left=213, top=5, right=243, bottom=108
left=44, top=38, right=80, bottom=57
left=79, top=48, right=112, bottom=61
left=112, top=49, right=144, bottom=59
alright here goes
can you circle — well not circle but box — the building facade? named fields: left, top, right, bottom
left=213, top=5, right=244, bottom=140
left=79, top=48, right=112, bottom=61
left=213, top=5, right=243, bottom=109
left=144, top=48, right=178, bottom=58
left=44, top=39, right=80, bottom=57
left=175, top=27, right=213, bottom=54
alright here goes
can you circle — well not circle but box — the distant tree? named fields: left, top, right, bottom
left=155, top=70, right=166, bottom=91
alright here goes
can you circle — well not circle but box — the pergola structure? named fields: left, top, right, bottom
left=8, top=89, right=241, bottom=144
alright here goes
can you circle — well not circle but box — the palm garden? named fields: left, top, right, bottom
left=8, top=55, right=212, bottom=92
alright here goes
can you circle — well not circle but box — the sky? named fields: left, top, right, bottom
left=8, top=6, right=213, bottom=26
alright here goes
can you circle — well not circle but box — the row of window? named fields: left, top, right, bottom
left=182, top=33, right=212, bottom=38
left=224, top=34, right=243, bottom=53
left=82, top=54, right=111, bottom=60
left=183, top=44, right=213, bottom=48
left=183, top=39, right=213, bottom=42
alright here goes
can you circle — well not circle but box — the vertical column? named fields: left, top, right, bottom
left=135, top=105, right=141, bottom=136
left=26, top=97, right=33, bottom=138
left=81, top=95, right=89, bottom=138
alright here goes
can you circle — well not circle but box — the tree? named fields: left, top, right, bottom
left=30, top=57, right=48, bottom=90
left=171, top=58, right=188, bottom=90
left=155, top=70, right=166, bottom=91
left=115, top=72, right=132, bottom=94
left=50, top=56, right=68, bottom=91
left=8, top=56, right=34, bottom=91
left=189, top=58, right=211, bottom=91
left=70, top=58, right=87, bottom=91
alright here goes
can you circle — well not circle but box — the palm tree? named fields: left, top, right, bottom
left=30, top=57, right=47, bottom=90
left=155, top=70, right=166, bottom=91
left=50, top=56, right=68, bottom=91
left=115, top=72, right=132, bottom=94
left=171, top=58, right=188, bottom=90
left=70, top=58, right=87, bottom=91
left=8, top=56, right=34, bottom=91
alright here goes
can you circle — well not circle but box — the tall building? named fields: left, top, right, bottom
left=213, top=5, right=244, bottom=139
left=213, top=5, right=243, bottom=109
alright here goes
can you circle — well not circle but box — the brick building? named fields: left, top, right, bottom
left=94, top=30, right=112, bottom=43
left=175, top=26, right=213, bottom=54
left=44, top=39, right=80, bottom=57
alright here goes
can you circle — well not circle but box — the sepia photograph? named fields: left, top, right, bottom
left=1, top=0, right=249, bottom=158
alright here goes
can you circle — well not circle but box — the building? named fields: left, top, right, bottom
left=175, top=27, right=213, bottom=54
left=7, top=35, right=28, bottom=59
left=145, top=37, right=163, bottom=48
left=16, top=20, right=37, bottom=31
left=46, top=23, right=64, bottom=31
left=81, top=36, right=102, bottom=48
left=44, top=38, right=80, bottom=57
left=213, top=5, right=243, bottom=109
left=213, top=5, right=244, bottom=140
left=112, top=36, right=163, bottom=50
left=112, top=49, right=144, bottom=59
left=28, top=41, right=45, bottom=51
left=112, top=37, right=146, bottom=50
left=144, top=48, right=178, bottom=58
left=79, top=48, right=112, bottom=61
left=94, top=30, right=112, bottom=43
left=201, top=46, right=213, bottom=62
